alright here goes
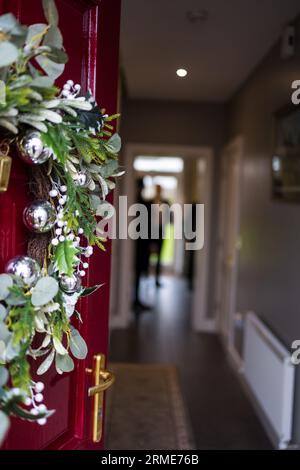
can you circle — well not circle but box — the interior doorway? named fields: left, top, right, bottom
left=109, top=143, right=214, bottom=332
left=216, top=136, right=244, bottom=367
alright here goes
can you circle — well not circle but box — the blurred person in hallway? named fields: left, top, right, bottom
left=134, top=178, right=152, bottom=311
left=151, top=184, right=170, bottom=288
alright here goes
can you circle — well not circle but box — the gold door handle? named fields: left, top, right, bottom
left=86, top=354, right=115, bottom=443
left=87, top=370, right=115, bottom=396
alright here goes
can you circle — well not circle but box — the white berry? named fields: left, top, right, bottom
left=83, top=263, right=89, bottom=269
left=60, top=185, right=67, bottom=193
left=35, top=382, right=44, bottom=393
left=59, top=235, right=65, bottom=242
left=49, top=189, right=58, bottom=197
left=78, top=228, right=84, bottom=234
left=79, top=270, right=86, bottom=277
left=37, top=418, right=47, bottom=426
left=35, top=393, right=43, bottom=403
left=51, top=238, right=59, bottom=246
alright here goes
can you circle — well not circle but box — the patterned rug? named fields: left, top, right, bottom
left=105, top=363, right=195, bottom=450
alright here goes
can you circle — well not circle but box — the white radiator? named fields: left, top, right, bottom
left=243, top=312, right=295, bottom=449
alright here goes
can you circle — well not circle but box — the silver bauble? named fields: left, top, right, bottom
left=74, top=172, right=92, bottom=188
left=59, top=274, right=82, bottom=294
left=5, top=256, right=41, bottom=287
left=17, top=131, right=53, bottom=165
left=23, top=200, right=56, bottom=233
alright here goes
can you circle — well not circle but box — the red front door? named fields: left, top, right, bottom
left=0, top=0, right=121, bottom=450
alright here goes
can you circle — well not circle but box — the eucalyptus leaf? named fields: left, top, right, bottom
left=55, top=353, right=74, bottom=373
left=0, top=305, right=7, bottom=321
left=0, top=367, right=8, bottom=387
left=37, top=348, right=55, bottom=375
left=46, top=47, right=68, bottom=64
left=0, top=42, right=19, bottom=67
left=0, top=323, right=11, bottom=342
left=96, top=201, right=115, bottom=220
left=43, top=25, right=63, bottom=48
left=26, top=23, right=48, bottom=47
left=53, top=336, right=67, bottom=355
left=0, top=274, right=13, bottom=300
left=31, top=276, right=59, bottom=307
left=35, top=55, right=65, bottom=79
left=5, top=338, right=20, bottom=361
left=99, top=159, right=119, bottom=178
left=42, top=0, right=59, bottom=26
left=105, top=134, right=121, bottom=154
left=69, top=328, right=87, bottom=360
left=5, top=293, right=26, bottom=306
left=0, top=13, right=18, bottom=32
left=31, top=75, right=54, bottom=88
left=0, top=411, right=9, bottom=446
left=89, top=194, right=101, bottom=211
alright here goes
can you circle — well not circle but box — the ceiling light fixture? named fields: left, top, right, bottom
left=176, top=68, right=188, bottom=78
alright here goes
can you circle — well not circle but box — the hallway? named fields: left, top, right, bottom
left=110, top=276, right=272, bottom=449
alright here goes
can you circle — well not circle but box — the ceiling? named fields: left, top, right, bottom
left=120, top=0, right=300, bottom=102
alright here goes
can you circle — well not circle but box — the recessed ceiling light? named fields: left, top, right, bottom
left=176, top=68, right=188, bottom=78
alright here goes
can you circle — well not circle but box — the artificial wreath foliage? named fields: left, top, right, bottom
left=0, top=0, right=123, bottom=442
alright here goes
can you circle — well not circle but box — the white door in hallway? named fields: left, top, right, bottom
left=217, top=137, right=243, bottom=360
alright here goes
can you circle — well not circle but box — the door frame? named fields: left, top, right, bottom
left=109, top=143, right=214, bottom=331
left=215, top=136, right=243, bottom=366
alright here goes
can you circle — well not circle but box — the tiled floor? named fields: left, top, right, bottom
left=109, top=275, right=272, bottom=449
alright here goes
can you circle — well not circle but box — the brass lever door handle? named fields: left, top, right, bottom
left=86, top=354, right=115, bottom=443
left=87, top=370, right=115, bottom=396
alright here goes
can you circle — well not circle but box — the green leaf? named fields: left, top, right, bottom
left=0, top=367, right=8, bottom=387
left=31, top=276, right=59, bottom=306
left=37, top=348, right=55, bottom=375
left=42, top=0, right=59, bottom=26
left=0, top=274, right=13, bottom=301
left=54, top=240, right=79, bottom=276
left=26, top=23, right=48, bottom=47
left=105, top=134, right=121, bottom=154
left=80, top=284, right=104, bottom=298
left=0, top=41, right=19, bottom=68
left=55, top=353, right=74, bottom=373
left=0, top=411, right=9, bottom=446
left=69, top=328, right=87, bottom=359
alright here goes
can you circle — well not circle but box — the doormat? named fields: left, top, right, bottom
left=105, top=363, right=195, bottom=450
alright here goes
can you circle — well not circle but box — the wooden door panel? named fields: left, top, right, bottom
left=0, top=0, right=121, bottom=450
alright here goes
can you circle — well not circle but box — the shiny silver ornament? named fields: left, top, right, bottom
left=23, top=200, right=56, bottom=233
left=5, top=256, right=41, bottom=287
left=17, top=131, right=53, bottom=165
left=74, top=172, right=92, bottom=188
left=59, top=274, right=82, bottom=294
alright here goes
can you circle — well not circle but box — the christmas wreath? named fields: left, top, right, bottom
left=0, top=0, right=122, bottom=442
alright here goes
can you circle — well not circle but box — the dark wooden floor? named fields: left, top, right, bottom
left=109, top=276, right=272, bottom=449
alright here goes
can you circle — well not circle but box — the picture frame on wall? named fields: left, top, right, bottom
left=272, top=105, right=300, bottom=202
